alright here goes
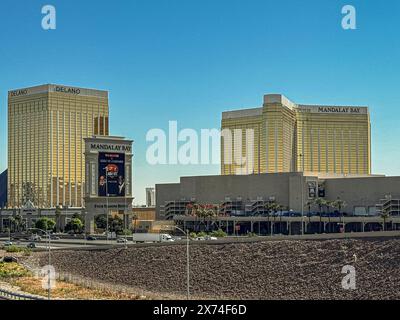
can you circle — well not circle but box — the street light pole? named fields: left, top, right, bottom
left=299, top=154, right=304, bottom=236
left=186, top=230, right=189, bottom=300
left=301, top=177, right=304, bottom=236
left=47, top=231, right=51, bottom=300
left=173, top=226, right=190, bottom=300
left=105, top=167, right=109, bottom=242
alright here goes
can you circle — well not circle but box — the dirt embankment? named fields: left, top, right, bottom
left=31, top=239, right=400, bottom=300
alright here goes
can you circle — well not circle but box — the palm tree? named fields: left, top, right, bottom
left=276, top=204, right=285, bottom=234
left=380, top=208, right=390, bottom=232
left=55, top=205, right=62, bottom=232
left=263, top=202, right=272, bottom=235
left=9, top=216, right=16, bottom=233
left=332, top=199, right=347, bottom=232
left=14, top=214, right=23, bottom=232
left=270, top=202, right=279, bottom=235
left=314, top=198, right=326, bottom=234
left=132, top=213, right=138, bottom=232
left=336, top=199, right=346, bottom=217
left=325, top=200, right=333, bottom=233
left=305, top=200, right=313, bottom=231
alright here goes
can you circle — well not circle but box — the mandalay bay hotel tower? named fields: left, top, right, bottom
left=221, top=94, right=371, bottom=176
left=7, top=84, right=109, bottom=208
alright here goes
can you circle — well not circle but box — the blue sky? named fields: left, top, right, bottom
left=1, top=0, right=400, bottom=204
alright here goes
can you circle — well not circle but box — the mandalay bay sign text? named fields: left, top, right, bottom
left=297, top=106, right=368, bottom=114
left=90, top=143, right=132, bottom=153
left=318, top=107, right=362, bottom=113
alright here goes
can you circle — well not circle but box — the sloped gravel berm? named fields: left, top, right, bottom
left=31, top=239, right=400, bottom=300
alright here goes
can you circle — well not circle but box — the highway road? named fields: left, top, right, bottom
left=0, top=237, right=131, bottom=250
left=2, top=230, right=400, bottom=251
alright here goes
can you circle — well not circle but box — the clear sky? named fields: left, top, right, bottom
left=1, top=0, right=400, bottom=205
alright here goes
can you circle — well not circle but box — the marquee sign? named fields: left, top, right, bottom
left=90, top=143, right=132, bottom=153
left=8, top=84, right=107, bottom=98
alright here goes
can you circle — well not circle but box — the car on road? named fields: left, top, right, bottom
left=50, top=236, right=60, bottom=240
left=116, top=238, right=128, bottom=243
left=195, top=236, right=206, bottom=241
left=3, top=241, right=13, bottom=247
left=204, top=236, right=218, bottom=241
left=86, top=235, right=97, bottom=241
left=27, top=242, right=36, bottom=249
left=30, top=235, right=42, bottom=242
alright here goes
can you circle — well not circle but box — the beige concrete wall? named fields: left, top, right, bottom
left=325, top=176, right=400, bottom=214
left=156, top=173, right=400, bottom=218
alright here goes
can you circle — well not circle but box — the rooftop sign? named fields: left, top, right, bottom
left=8, top=84, right=108, bottom=98
left=297, top=105, right=368, bottom=114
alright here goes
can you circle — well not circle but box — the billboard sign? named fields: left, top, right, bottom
left=318, top=181, right=326, bottom=198
left=98, top=153, right=125, bottom=197
left=307, top=181, right=317, bottom=199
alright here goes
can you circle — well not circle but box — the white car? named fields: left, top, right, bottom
left=195, top=236, right=206, bottom=241
left=116, top=238, right=128, bottom=243
left=205, top=236, right=218, bottom=241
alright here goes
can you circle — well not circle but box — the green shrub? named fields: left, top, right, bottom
left=35, top=217, right=56, bottom=231
left=3, top=246, right=32, bottom=255
left=197, top=231, right=207, bottom=237
left=4, top=245, right=23, bottom=253
left=189, top=232, right=197, bottom=239
left=0, top=262, right=30, bottom=278
left=210, top=229, right=227, bottom=238
left=121, top=229, right=132, bottom=236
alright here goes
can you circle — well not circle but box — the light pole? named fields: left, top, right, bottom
left=299, top=153, right=305, bottom=236
left=124, top=197, right=128, bottom=247
left=28, top=227, right=51, bottom=300
left=104, top=166, right=109, bottom=242
left=173, top=226, right=190, bottom=300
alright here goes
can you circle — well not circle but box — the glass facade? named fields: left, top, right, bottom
left=221, top=94, right=371, bottom=175
left=7, top=84, right=109, bottom=208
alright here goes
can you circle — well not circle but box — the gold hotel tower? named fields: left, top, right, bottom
left=8, top=84, right=109, bottom=208
left=221, top=94, right=371, bottom=175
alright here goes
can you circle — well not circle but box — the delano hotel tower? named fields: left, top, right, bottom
left=221, top=94, right=371, bottom=175
left=8, top=84, right=109, bottom=208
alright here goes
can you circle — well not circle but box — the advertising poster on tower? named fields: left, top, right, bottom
left=98, top=152, right=125, bottom=197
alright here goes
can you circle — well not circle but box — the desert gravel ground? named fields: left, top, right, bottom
left=29, top=238, right=400, bottom=300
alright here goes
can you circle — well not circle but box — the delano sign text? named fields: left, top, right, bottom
left=10, top=89, right=28, bottom=97
left=55, top=86, right=81, bottom=95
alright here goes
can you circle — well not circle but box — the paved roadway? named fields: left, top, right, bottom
left=0, top=238, right=130, bottom=250
left=2, top=230, right=400, bottom=251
